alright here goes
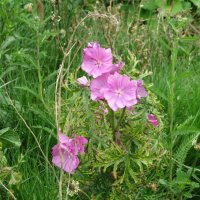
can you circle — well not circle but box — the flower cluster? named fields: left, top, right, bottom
left=52, top=133, right=88, bottom=174
left=52, top=42, right=159, bottom=174
left=78, top=42, right=148, bottom=111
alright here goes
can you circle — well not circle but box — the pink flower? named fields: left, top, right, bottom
left=90, top=73, right=109, bottom=101
left=58, top=133, right=74, bottom=153
left=81, top=42, right=113, bottom=78
left=148, top=114, right=159, bottom=127
left=110, top=61, right=125, bottom=74
left=87, top=41, right=99, bottom=48
left=103, top=73, right=138, bottom=111
left=136, top=80, right=148, bottom=99
left=52, top=133, right=88, bottom=174
left=77, top=76, right=89, bottom=87
left=73, top=135, right=88, bottom=155
left=52, top=144, right=79, bottom=174
left=104, top=108, right=108, bottom=114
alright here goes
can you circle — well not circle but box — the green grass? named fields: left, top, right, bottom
left=1, top=0, right=200, bottom=199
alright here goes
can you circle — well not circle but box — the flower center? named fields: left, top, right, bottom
left=115, top=89, right=123, bottom=97
left=95, top=60, right=102, bottom=67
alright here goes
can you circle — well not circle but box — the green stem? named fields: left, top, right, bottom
left=169, top=39, right=177, bottom=200
left=189, top=151, right=199, bottom=179
left=36, top=29, right=48, bottom=111
left=115, top=107, right=126, bottom=131
left=111, top=108, right=126, bottom=143
left=111, top=110, right=115, bottom=140
left=65, top=173, right=71, bottom=200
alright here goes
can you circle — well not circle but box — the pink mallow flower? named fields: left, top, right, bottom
left=52, top=133, right=88, bottom=174
left=90, top=73, right=109, bottom=101
left=103, top=72, right=138, bottom=112
left=77, top=76, right=89, bottom=87
left=110, top=61, right=125, bottom=74
left=73, top=135, right=88, bottom=155
left=136, top=80, right=148, bottom=99
left=148, top=114, right=159, bottom=127
left=81, top=42, right=113, bottom=78
left=52, top=144, right=80, bottom=174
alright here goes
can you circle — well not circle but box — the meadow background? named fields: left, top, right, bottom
left=0, top=0, right=200, bottom=199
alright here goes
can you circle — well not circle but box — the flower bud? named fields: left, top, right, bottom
left=148, top=114, right=159, bottom=127
left=77, top=76, right=89, bottom=87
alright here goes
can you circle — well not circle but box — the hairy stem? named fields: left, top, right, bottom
left=111, top=108, right=126, bottom=144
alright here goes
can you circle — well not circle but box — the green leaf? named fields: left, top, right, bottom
left=191, top=0, right=200, bottom=8
left=170, top=1, right=184, bottom=15
left=140, top=0, right=159, bottom=11
left=174, top=132, right=200, bottom=163
left=159, top=179, right=168, bottom=187
left=173, top=128, right=200, bottom=137
left=1, top=36, right=15, bottom=50
left=128, top=168, right=138, bottom=183
left=0, top=128, right=21, bottom=147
